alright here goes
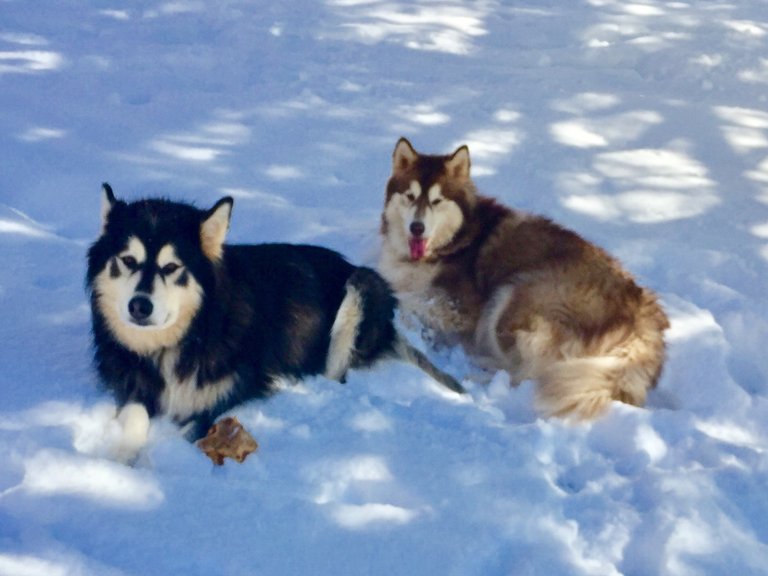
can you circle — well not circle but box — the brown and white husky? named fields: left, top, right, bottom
left=378, top=138, right=669, bottom=420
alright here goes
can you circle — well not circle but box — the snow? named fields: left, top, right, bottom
left=1, top=1, right=767, bottom=574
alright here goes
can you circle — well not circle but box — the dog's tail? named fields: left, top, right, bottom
left=535, top=356, right=632, bottom=420
left=394, top=337, right=466, bottom=395
left=532, top=297, right=668, bottom=420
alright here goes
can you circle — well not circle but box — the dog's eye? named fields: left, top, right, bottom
left=160, top=263, right=181, bottom=276
left=431, top=198, right=442, bottom=206
left=120, top=256, right=139, bottom=271
left=405, top=193, right=416, bottom=202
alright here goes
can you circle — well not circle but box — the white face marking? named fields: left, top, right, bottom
left=124, top=236, right=147, bottom=264
left=156, top=244, right=181, bottom=272
left=427, top=184, right=442, bottom=204
left=408, top=180, right=422, bottom=199
left=383, top=180, right=464, bottom=261
left=143, top=244, right=194, bottom=329
left=111, top=235, right=151, bottom=325
left=94, top=238, right=203, bottom=355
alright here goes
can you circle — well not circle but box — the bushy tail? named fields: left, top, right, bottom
left=534, top=329, right=666, bottom=421
left=535, top=357, right=625, bottom=420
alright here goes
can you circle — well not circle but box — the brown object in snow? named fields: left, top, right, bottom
left=197, top=416, right=259, bottom=465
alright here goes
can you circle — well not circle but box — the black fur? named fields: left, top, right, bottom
left=87, top=191, right=408, bottom=440
left=345, top=268, right=398, bottom=367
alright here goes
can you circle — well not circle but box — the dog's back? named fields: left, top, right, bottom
left=223, top=244, right=402, bottom=382
left=221, top=243, right=355, bottom=378
left=475, top=208, right=669, bottom=419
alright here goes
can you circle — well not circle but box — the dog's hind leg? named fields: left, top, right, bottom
left=352, top=266, right=464, bottom=393
left=325, top=283, right=363, bottom=383
left=327, top=267, right=465, bottom=394
left=326, top=269, right=395, bottom=383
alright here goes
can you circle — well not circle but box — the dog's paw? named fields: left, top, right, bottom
left=113, top=402, right=150, bottom=464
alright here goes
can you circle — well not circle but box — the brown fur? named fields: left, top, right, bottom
left=197, top=416, right=259, bottom=465
left=379, top=138, right=669, bottom=420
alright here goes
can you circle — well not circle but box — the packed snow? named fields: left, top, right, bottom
left=1, top=1, right=767, bottom=574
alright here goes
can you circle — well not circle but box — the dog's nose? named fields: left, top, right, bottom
left=410, top=221, right=425, bottom=237
left=128, top=295, right=153, bottom=322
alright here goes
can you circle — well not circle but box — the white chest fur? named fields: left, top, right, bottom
left=378, top=247, right=437, bottom=296
left=156, top=348, right=234, bottom=422
left=378, top=247, right=470, bottom=339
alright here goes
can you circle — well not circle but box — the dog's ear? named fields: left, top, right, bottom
left=392, top=137, right=418, bottom=173
left=445, top=145, right=470, bottom=180
left=201, top=197, right=233, bottom=261
left=100, top=182, right=117, bottom=235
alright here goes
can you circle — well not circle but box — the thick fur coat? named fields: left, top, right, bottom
left=379, top=139, right=669, bottom=420
left=88, top=184, right=462, bottom=445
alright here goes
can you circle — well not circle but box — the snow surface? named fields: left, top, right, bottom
left=1, top=1, right=768, bottom=574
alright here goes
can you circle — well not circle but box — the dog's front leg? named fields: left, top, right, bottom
left=113, top=402, right=151, bottom=464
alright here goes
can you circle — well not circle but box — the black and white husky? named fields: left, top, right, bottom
left=87, top=184, right=463, bottom=453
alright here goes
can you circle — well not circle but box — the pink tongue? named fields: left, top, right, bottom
left=409, top=237, right=427, bottom=261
